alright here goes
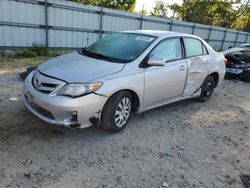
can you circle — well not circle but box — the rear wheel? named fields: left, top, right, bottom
left=101, top=91, right=132, bottom=132
left=198, top=76, right=215, bottom=102
left=239, top=71, right=250, bottom=82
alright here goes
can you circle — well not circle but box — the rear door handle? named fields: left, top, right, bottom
left=179, top=65, right=185, bottom=71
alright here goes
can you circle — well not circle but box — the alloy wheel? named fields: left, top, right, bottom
left=114, top=97, right=131, bottom=128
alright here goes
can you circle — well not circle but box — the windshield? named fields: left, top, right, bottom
left=84, top=33, right=156, bottom=63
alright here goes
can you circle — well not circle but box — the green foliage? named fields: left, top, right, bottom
left=232, top=6, right=250, bottom=32
left=70, top=0, right=136, bottom=12
left=15, top=43, right=50, bottom=58
left=0, top=56, right=50, bottom=71
left=151, top=0, right=168, bottom=18
left=50, top=50, right=65, bottom=57
left=213, top=48, right=222, bottom=52
left=31, top=43, right=49, bottom=56
left=169, top=0, right=250, bottom=30
left=0, top=51, right=5, bottom=57
left=16, top=50, right=37, bottom=58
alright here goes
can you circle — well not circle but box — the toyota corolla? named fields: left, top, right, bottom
left=23, top=30, right=226, bottom=132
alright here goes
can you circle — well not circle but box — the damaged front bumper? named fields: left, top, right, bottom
left=23, top=72, right=108, bottom=128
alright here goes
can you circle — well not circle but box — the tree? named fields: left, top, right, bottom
left=151, top=0, right=168, bottom=18
left=169, top=0, right=249, bottom=29
left=70, top=0, right=136, bottom=12
left=232, top=6, right=250, bottom=31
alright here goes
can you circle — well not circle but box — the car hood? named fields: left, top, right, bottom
left=38, top=51, right=125, bottom=82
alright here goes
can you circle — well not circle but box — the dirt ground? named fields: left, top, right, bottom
left=0, top=67, right=250, bottom=188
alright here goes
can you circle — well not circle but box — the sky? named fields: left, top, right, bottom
left=135, top=0, right=183, bottom=15
left=135, top=0, right=247, bottom=14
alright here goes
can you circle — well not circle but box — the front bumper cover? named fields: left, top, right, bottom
left=23, top=71, right=108, bottom=128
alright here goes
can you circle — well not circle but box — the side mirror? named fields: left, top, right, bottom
left=147, top=56, right=165, bottom=66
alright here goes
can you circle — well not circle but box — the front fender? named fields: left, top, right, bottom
left=95, top=73, right=144, bottom=110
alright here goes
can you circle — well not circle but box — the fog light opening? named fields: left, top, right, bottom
left=71, top=111, right=78, bottom=123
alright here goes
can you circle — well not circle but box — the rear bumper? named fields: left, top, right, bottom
left=226, top=67, right=250, bottom=74
left=23, top=71, right=108, bottom=128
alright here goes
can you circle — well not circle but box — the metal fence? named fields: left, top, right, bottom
left=1, top=0, right=250, bottom=50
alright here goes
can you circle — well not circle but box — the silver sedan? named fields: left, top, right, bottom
left=23, top=30, right=226, bottom=132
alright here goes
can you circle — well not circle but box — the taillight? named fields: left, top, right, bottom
left=224, top=58, right=228, bottom=65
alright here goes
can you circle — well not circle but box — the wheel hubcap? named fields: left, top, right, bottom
left=115, top=97, right=131, bottom=128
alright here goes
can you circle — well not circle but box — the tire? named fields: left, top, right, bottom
left=101, top=91, right=133, bottom=132
left=197, top=76, right=215, bottom=102
left=239, top=71, right=250, bottom=82
left=225, top=72, right=240, bottom=80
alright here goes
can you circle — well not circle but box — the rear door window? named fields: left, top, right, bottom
left=184, top=38, right=203, bottom=58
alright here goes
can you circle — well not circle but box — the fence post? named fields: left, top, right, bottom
left=221, top=29, right=227, bottom=50
left=99, top=6, right=103, bottom=39
left=87, top=37, right=89, bottom=47
left=234, top=31, right=239, bottom=46
left=139, top=14, right=143, bottom=30
left=45, top=0, right=49, bottom=48
left=169, top=11, right=175, bottom=31
left=207, top=26, right=212, bottom=43
left=192, top=24, right=196, bottom=34
left=139, top=6, right=144, bottom=30
left=244, top=34, right=249, bottom=43
left=169, top=19, right=174, bottom=31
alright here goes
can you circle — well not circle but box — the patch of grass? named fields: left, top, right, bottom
left=31, top=43, right=49, bottom=56
left=0, top=48, right=69, bottom=71
left=0, top=56, right=51, bottom=71
left=16, top=50, right=37, bottom=58
left=213, top=48, right=222, bottom=52
left=0, top=51, right=5, bottom=57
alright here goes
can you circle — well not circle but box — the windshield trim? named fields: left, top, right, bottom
left=82, top=33, right=157, bottom=63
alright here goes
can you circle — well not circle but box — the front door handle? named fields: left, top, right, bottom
left=179, top=65, right=185, bottom=71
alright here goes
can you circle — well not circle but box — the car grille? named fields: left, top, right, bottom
left=32, top=70, right=65, bottom=94
left=32, top=77, right=58, bottom=93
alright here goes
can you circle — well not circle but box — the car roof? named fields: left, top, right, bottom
left=122, top=30, right=195, bottom=38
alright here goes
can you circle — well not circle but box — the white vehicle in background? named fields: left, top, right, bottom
left=223, top=43, right=250, bottom=55
left=23, top=30, right=226, bottom=132
left=237, top=43, right=250, bottom=49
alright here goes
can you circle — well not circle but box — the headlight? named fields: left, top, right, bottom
left=58, top=83, right=102, bottom=97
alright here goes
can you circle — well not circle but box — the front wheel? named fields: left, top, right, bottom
left=101, top=91, right=132, bottom=132
left=198, top=76, right=215, bottom=102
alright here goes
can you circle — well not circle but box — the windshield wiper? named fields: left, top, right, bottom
left=81, top=49, right=115, bottom=62
left=92, top=53, right=115, bottom=62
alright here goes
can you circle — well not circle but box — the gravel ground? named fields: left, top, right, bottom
left=0, top=70, right=249, bottom=188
